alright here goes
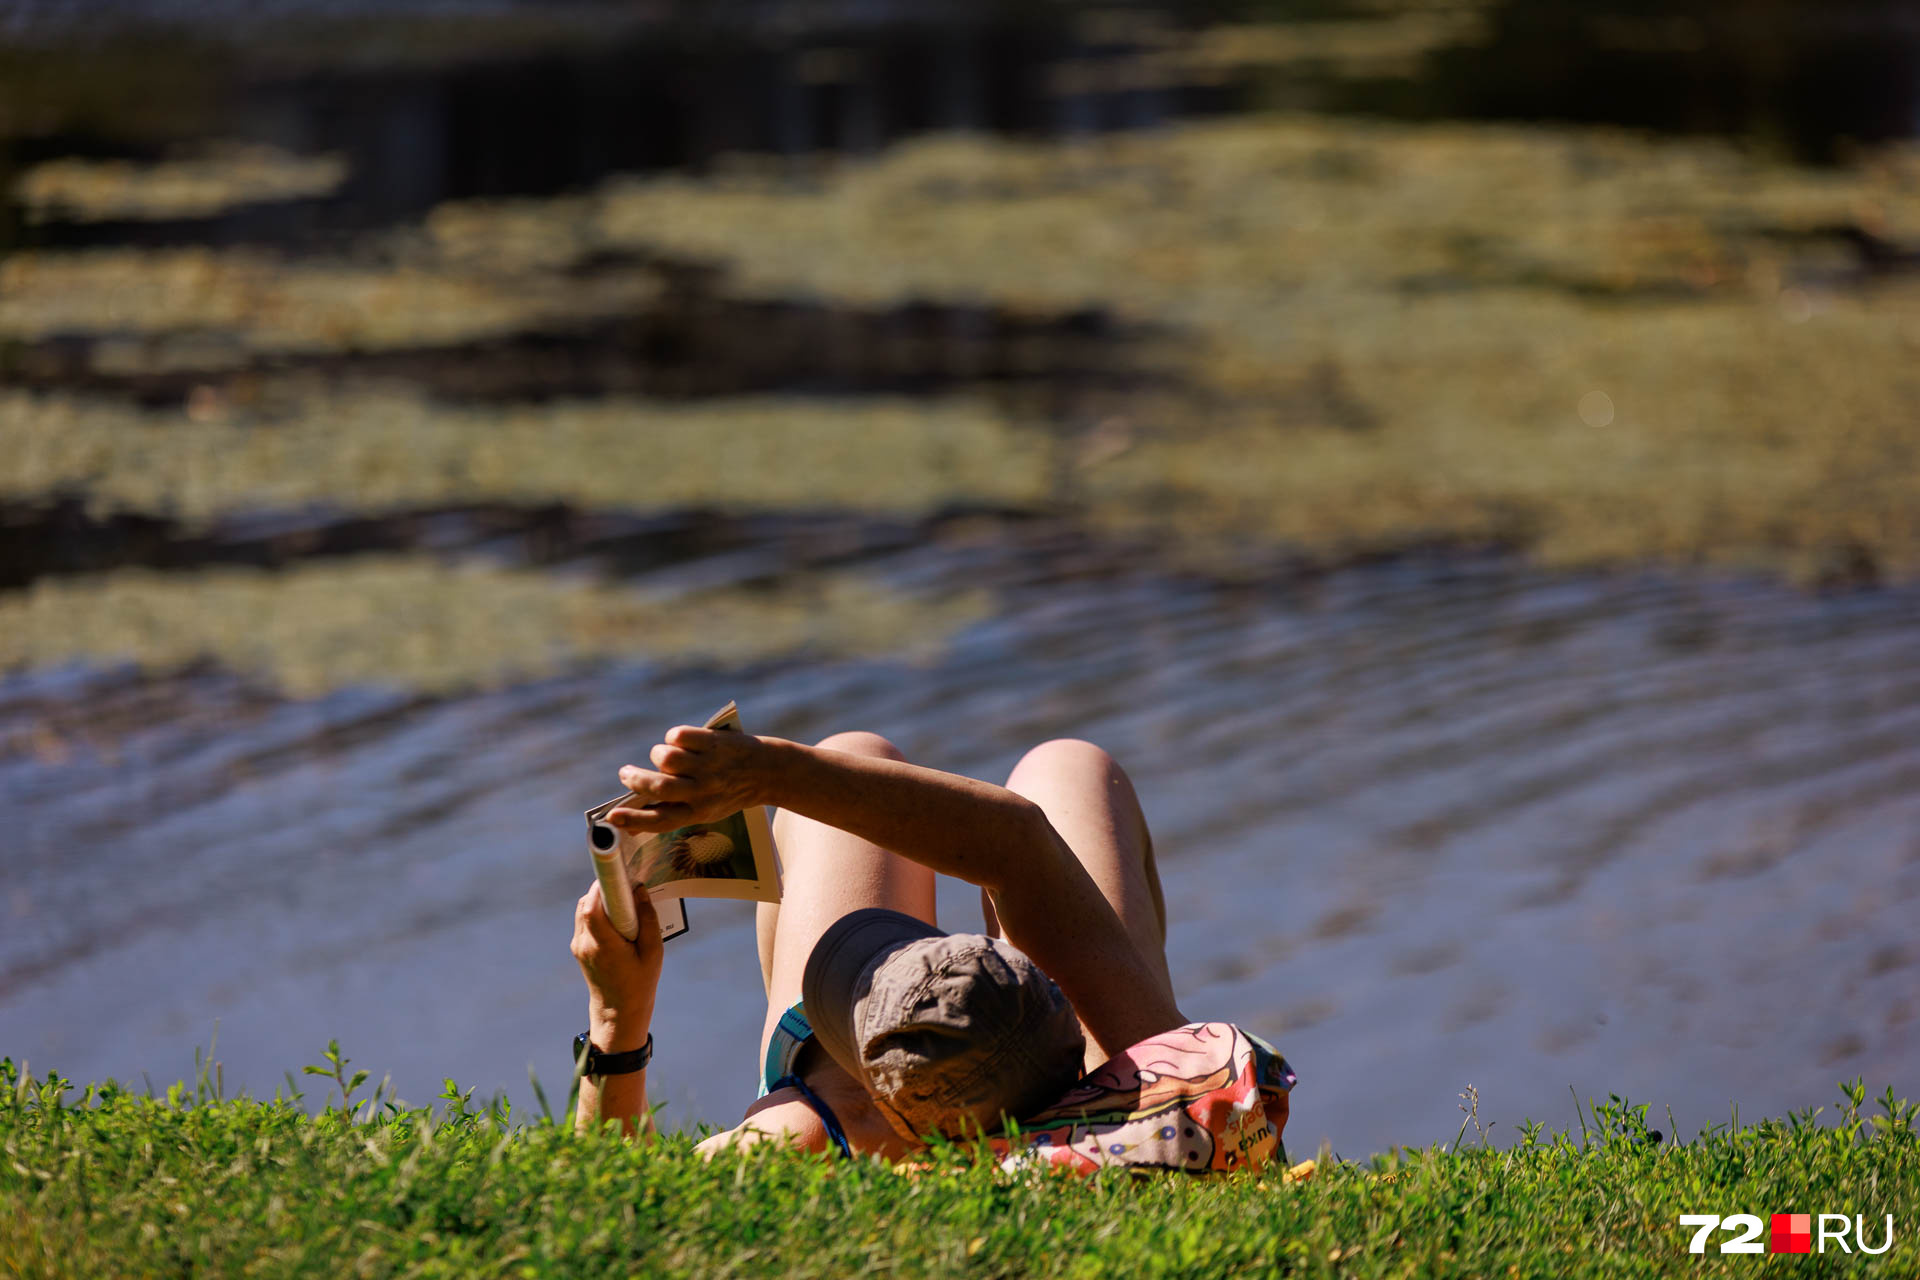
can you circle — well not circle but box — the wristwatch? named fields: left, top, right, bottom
left=573, top=1031, right=654, bottom=1078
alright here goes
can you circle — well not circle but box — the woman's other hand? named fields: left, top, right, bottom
left=606, top=726, right=776, bottom=834
left=571, top=880, right=664, bottom=1047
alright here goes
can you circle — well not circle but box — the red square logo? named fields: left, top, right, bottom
left=1771, top=1213, right=1811, bottom=1254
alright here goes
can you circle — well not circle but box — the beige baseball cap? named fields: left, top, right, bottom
left=801, top=907, right=1087, bottom=1141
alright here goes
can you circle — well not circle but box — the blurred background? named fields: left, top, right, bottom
left=2, top=0, right=1917, bottom=1157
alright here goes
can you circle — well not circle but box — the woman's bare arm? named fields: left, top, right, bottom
left=609, top=730, right=1186, bottom=1059
left=568, top=881, right=663, bottom=1137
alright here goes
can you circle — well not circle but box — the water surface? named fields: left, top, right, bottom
left=4, top=541, right=1914, bottom=1155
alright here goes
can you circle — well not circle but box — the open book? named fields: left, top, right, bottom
left=584, top=701, right=781, bottom=943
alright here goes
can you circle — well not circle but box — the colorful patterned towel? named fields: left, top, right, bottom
left=987, top=1022, right=1296, bottom=1175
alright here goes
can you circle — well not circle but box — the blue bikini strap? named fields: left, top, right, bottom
left=768, top=1073, right=853, bottom=1159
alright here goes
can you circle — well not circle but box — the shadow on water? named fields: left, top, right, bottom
left=1411, top=0, right=1920, bottom=164
left=5, top=0, right=1918, bottom=254
left=0, top=500, right=965, bottom=594
left=0, top=9, right=1237, bottom=252
left=3, top=268, right=1164, bottom=410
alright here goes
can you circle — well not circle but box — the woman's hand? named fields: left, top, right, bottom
left=571, top=880, right=664, bottom=1049
left=571, top=880, right=662, bottom=1137
left=606, top=726, right=777, bottom=834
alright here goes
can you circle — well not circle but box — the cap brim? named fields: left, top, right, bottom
left=801, top=907, right=945, bottom=1080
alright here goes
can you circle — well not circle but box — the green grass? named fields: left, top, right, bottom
left=3, top=1054, right=1915, bottom=1278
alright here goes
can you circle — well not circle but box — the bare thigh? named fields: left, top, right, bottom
left=754, top=731, right=937, bottom=1067
left=989, top=738, right=1177, bottom=1066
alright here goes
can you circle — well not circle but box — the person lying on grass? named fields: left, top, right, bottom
left=569, top=728, right=1297, bottom=1174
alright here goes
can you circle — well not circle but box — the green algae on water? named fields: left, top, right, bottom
left=0, top=558, right=992, bottom=698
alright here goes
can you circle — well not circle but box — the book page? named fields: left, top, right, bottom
left=583, top=701, right=782, bottom=941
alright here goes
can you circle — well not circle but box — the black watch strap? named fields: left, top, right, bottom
left=573, top=1031, right=653, bottom=1077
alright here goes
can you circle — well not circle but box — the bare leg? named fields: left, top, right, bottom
left=756, top=731, right=937, bottom=1067
left=702, top=732, right=934, bottom=1158
left=993, top=738, right=1176, bottom=1067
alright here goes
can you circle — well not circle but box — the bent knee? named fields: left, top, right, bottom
left=812, top=730, right=906, bottom=761
left=1008, top=737, right=1117, bottom=782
